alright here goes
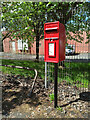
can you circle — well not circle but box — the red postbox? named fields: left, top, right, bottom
left=44, top=21, right=66, bottom=63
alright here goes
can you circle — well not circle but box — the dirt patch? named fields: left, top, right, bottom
left=1, top=73, right=89, bottom=118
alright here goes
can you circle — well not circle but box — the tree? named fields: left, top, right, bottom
left=45, top=2, right=89, bottom=44
left=2, top=2, right=89, bottom=59
left=2, top=2, right=47, bottom=60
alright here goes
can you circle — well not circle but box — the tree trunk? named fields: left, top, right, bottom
left=0, top=40, right=3, bottom=52
left=36, top=35, right=39, bottom=61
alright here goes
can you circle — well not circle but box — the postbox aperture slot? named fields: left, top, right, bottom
left=46, top=29, right=57, bottom=33
left=45, top=27, right=58, bottom=33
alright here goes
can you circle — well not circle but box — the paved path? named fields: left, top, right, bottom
left=0, top=52, right=43, bottom=60
left=66, top=53, right=89, bottom=60
left=65, top=53, right=90, bottom=62
left=0, top=52, right=90, bottom=62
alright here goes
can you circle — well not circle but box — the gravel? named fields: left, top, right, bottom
left=1, top=73, right=89, bottom=119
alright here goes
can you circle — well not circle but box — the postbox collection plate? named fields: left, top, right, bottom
left=48, top=42, right=55, bottom=56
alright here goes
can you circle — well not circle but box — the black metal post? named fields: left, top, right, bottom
left=54, top=63, right=58, bottom=108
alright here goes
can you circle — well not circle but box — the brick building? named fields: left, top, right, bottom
left=3, top=31, right=89, bottom=55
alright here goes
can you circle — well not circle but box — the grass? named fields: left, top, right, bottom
left=64, top=62, right=89, bottom=88
left=0, top=59, right=89, bottom=88
left=56, top=107, right=63, bottom=112
left=46, top=62, right=89, bottom=88
left=0, top=59, right=45, bottom=78
left=49, top=93, right=54, bottom=102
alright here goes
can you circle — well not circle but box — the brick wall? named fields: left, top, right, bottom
left=3, top=31, right=89, bottom=54
left=30, top=40, right=44, bottom=55
left=3, top=38, right=10, bottom=52
left=67, top=31, right=88, bottom=53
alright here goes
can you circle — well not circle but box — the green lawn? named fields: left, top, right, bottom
left=58, top=62, right=89, bottom=88
left=0, top=59, right=45, bottom=79
left=0, top=59, right=89, bottom=88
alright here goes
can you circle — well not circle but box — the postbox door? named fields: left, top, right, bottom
left=45, top=39, right=59, bottom=63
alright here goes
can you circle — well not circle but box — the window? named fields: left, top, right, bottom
left=18, top=39, right=28, bottom=50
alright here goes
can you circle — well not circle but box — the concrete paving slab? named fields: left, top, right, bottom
left=0, top=52, right=90, bottom=62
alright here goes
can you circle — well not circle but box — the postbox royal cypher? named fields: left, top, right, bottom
left=44, top=21, right=66, bottom=63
